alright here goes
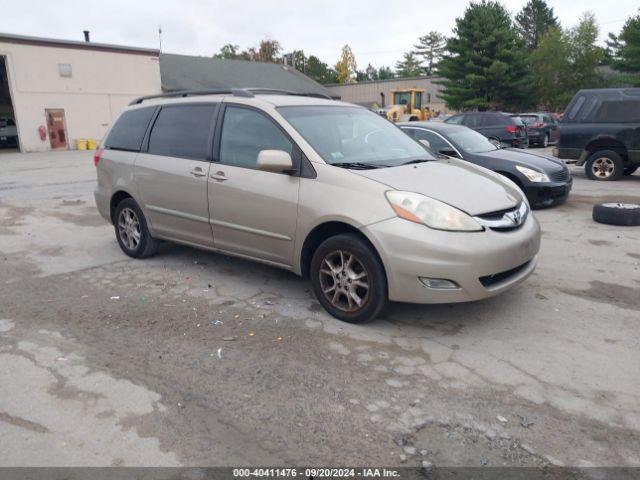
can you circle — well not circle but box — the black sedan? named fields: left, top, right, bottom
left=400, top=122, right=572, bottom=209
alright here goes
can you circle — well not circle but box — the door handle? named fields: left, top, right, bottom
left=190, top=167, right=207, bottom=177
left=210, top=171, right=228, bottom=181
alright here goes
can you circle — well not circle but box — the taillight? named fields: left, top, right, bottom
left=93, top=147, right=104, bottom=167
left=506, top=125, right=519, bottom=134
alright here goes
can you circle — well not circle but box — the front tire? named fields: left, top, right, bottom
left=114, top=198, right=159, bottom=258
left=310, top=234, right=387, bottom=323
left=585, top=150, right=624, bottom=181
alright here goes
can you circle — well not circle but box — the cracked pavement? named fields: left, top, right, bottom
left=0, top=150, right=639, bottom=467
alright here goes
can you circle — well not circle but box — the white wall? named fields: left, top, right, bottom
left=0, top=41, right=161, bottom=152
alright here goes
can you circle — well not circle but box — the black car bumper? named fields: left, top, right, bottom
left=523, top=178, right=572, bottom=208
left=0, top=136, right=18, bottom=148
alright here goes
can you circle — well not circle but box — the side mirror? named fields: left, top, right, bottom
left=257, top=150, right=294, bottom=174
left=419, top=139, right=431, bottom=149
left=439, top=149, right=460, bottom=158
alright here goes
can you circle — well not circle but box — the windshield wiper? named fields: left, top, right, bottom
left=400, top=158, right=433, bottom=166
left=331, top=162, right=389, bottom=170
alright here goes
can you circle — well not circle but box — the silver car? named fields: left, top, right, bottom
left=94, top=89, right=541, bottom=323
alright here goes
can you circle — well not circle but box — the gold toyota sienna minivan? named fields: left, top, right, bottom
left=94, top=89, right=541, bottom=323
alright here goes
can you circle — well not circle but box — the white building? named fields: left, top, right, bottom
left=0, top=32, right=161, bottom=152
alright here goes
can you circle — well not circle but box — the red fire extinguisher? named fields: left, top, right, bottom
left=38, top=125, right=47, bottom=141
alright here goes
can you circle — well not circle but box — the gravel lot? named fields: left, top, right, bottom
left=0, top=148, right=639, bottom=467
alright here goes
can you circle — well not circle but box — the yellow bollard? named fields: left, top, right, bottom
left=76, top=139, right=88, bottom=150
left=87, top=139, right=97, bottom=150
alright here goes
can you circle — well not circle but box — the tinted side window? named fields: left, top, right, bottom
left=567, top=96, right=586, bottom=121
left=594, top=101, right=640, bottom=123
left=148, top=105, right=217, bottom=160
left=105, top=107, right=155, bottom=151
left=465, top=115, right=482, bottom=127
left=219, top=106, right=292, bottom=170
left=412, top=129, right=451, bottom=153
left=445, top=115, right=464, bottom=125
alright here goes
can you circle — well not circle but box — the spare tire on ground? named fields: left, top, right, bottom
left=593, top=203, right=640, bottom=226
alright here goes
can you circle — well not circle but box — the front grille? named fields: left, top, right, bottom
left=474, top=202, right=529, bottom=231
left=479, top=261, right=531, bottom=288
left=549, top=168, right=570, bottom=182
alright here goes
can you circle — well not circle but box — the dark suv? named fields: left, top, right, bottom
left=445, top=112, right=528, bottom=148
left=554, top=88, right=640, bottom=181
left=513, top=113, right=559, bottom=148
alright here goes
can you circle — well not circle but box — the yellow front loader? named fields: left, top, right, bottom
left=376, top=88, right=433, bottom=123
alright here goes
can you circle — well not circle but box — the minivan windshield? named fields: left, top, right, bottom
left=278, top=106, right=435, bottom=167
left=448, top=128, right=499, bottom=154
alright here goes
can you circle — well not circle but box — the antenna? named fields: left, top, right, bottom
left=158, top=26, right=163, bottom=52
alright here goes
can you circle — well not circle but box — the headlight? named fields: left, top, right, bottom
left=516, top=165, right=549, bottom=183
left=385, top=191, right=482, bottom=232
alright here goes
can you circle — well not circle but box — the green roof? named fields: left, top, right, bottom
left=159, top=53, right=332, bottom=97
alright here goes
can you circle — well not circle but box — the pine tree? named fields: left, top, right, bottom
left=515, top=0, right=559, bottom=51
left=414, top=31, right=446, bottom=75
left=395, top=52, right=423, bottom=77
left=437, top=1, right=533, bottom=111
left=377, top=66, right=395, bottom=80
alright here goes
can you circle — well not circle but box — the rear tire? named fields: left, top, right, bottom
left=585, top=150, right=624, bottom=181
left=114, top=198, right=159, bottom=258
left=310, top=233, right=387, bottom=323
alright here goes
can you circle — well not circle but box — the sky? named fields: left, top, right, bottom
left=1, top=0, right=638, bottom=69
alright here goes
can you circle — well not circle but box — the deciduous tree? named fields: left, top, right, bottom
left=306, top=55, right=336, bottom=84
left=334, top=45, right=357, bottom=84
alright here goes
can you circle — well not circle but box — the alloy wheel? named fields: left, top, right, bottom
left=117, top=207, right=141, bottom=250
left=319, top=250, right=370, bottom=312
left=592, top=157, right=615, bottom=179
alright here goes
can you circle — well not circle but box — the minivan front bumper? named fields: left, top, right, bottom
left=361, top=214, right=541, bottom=304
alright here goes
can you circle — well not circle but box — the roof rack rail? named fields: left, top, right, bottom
left=129, top=88, right=331, bottom=105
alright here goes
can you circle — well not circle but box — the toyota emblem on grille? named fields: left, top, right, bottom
left=508, top=208, right=522, bottom=225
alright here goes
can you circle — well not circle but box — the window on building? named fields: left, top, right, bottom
left=148, top=105, right=217, bottom=160
left=58, top=63, right=72, bottom=77
left=104, top=107, right=156, bottom=152
left=219, top=106, right=292, bottom=169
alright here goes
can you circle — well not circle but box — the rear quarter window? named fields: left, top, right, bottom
left=105, top=107, right=156, bottom=151
left=147, top=104, right=217, bottom=160
left=594, top=101, right=640, bottom=123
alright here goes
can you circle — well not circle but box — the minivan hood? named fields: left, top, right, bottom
left=353, top=159, right=522, bottom=216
